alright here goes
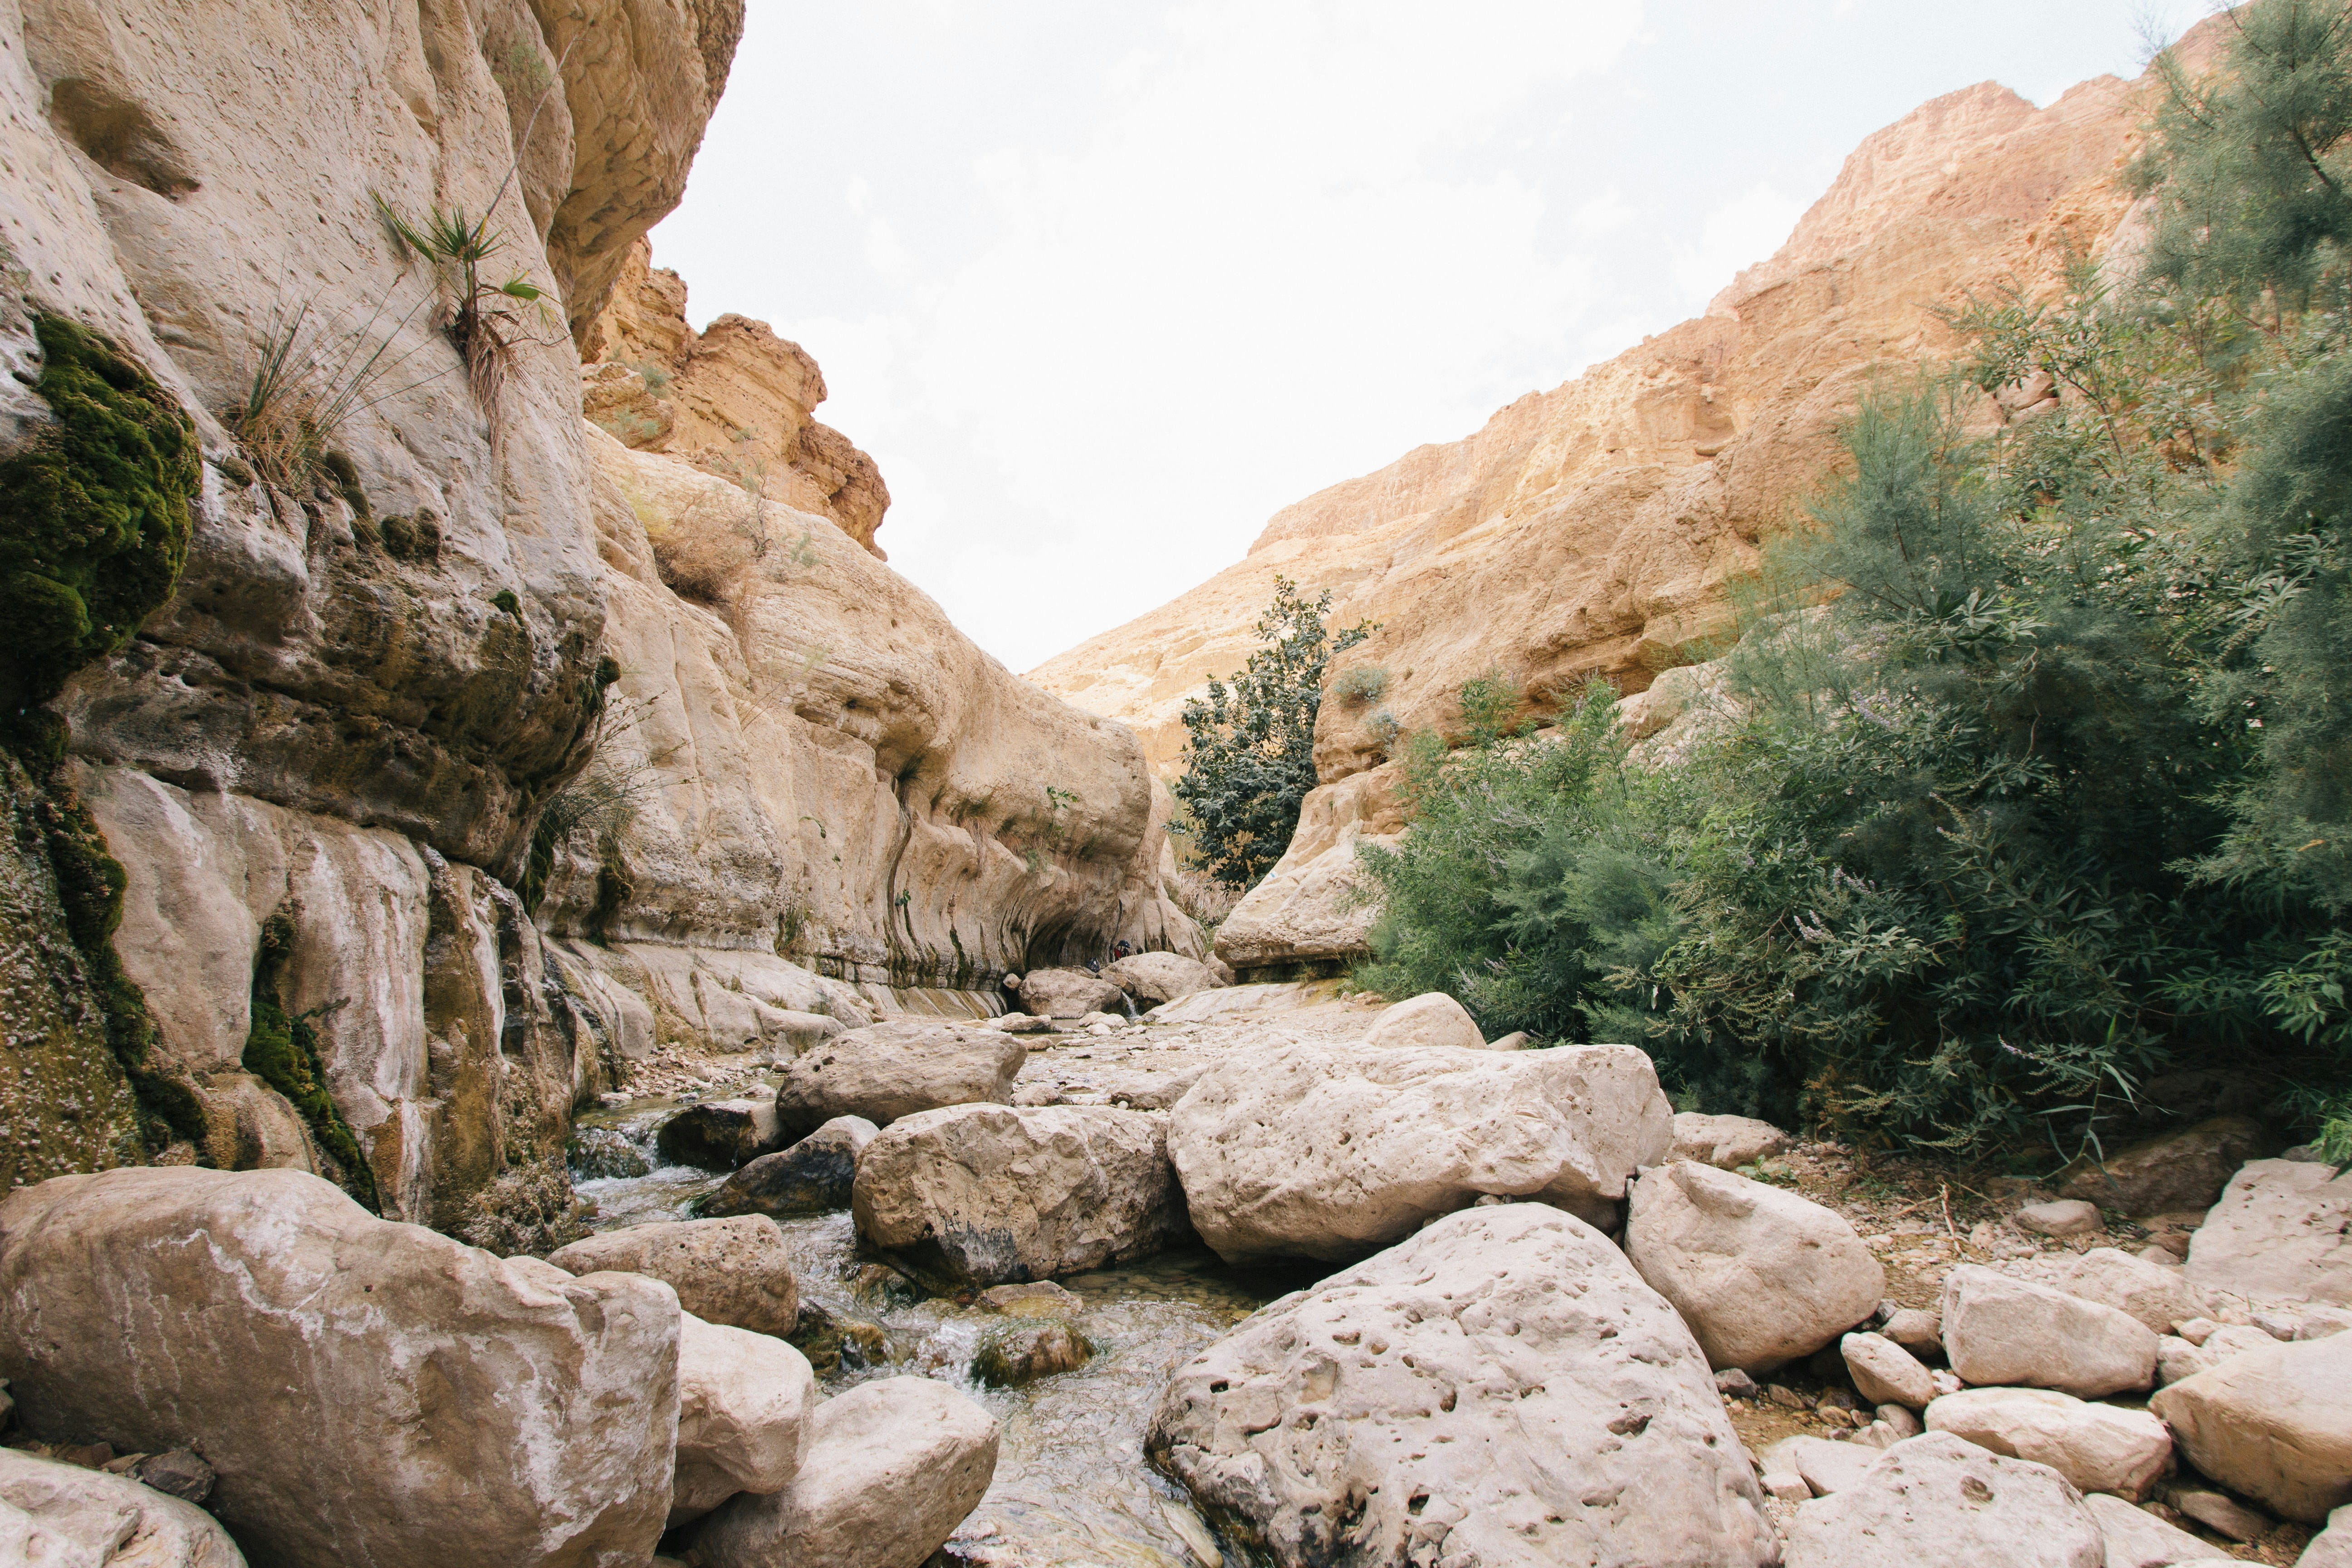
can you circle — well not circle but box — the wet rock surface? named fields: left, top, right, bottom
left=700, top=1117, right=879, bottom=1218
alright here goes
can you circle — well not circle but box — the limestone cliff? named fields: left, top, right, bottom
left=1033, top=59, right=2168, bottom=975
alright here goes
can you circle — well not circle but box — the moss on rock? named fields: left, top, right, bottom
left=243, top=909, right=380, bottom=1211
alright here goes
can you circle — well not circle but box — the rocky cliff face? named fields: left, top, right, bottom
left=0, top=0, right=1193, bottom=1225
left=1032, top=62, right=2164, bottom=974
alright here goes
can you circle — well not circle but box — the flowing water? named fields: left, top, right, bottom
left=572, top=1098, right=1297, bottom=1568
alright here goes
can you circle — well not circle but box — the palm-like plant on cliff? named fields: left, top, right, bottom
left=1172, top=578, right=1371, bottom=888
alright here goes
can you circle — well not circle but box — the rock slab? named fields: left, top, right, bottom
left=1147, top=1203, right=1778, bottom=1568
left=0, top=1169, right=678, bottom=1568
left=774, top=1022, right=1027, bottom=1138
left=2185, top=1160, right=2352, bottom=1307
left=1941, top=1264, right=2158, bottom=1398
left=1923, top=1386, right=2172, bottom=1499
left=2150, top=1332, right=2352, bottom=1522
left=548, top=1215, right=799, bottom=1339
left=1782, top=1433, right=2104, bottom=1568
left=1167, top=1040, right=1671, bottom=1263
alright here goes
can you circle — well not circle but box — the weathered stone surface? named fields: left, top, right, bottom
left=2082, top=1493, right=2220, bottom=1568
left=1782, top=1433, right=2104, bottom=1568
left=774, top=1022, right=1027, bottom=1139
left=1883, top=1306, right=1944, bottom=1354
left=976, top=1281, right=1085, bottom=1318
left=852, top=1103, right=1186, bottom=1286
left=1360, top=991, right=1490, bottom=1051
left=2058, top=1117, right=2279, bottom=1217
left=2169, top=1486, right=2270, bottom=1541
left=691, top=1377, right=1000, bottom=1568
left=1192, top=762, right=1406, bottom=974
left=1625, top=1161, right=1884, bottom=1372
left=1147, top=1204, right=1777, bottom=1568
left=2051, top=1247, right=2209, bottom=1335
left=2185, top=1160, right=2352, bottom=1307
left=1099, top=952, right=1224, bottom=1006
left=2150, top=1333, right=2352, bottom=1522
left=1843, top=1332, right=1936, bottom=1409
left=657, top=1099, right=784, bottom=1171
left=1167, top=1040, right=1671, bottom=1263
left=673, top=1313, right=815, bottom=1523
left=548, top=1215, right=798, bottom=1338
left=700, top=1117, right=878, bottom=1218
left=1923, top=1387, right=2172, bottom=1499
left=974, top=1322, right=1092, bottom=1387
left=1015, top=968, right=1129, bottom=1019
left=1770, top=1434, right=1883, bottom=1496
left=1941, top=1264, right=2158, bottom=1398
left=0, top=1447, right=245, bottom=1568
left=1669, top=1112, right=1791, bottom=1170
left=0, top=1169, right=678, bottom=1568
left=2299, top=1504, right=2352, bottom=1568
left=2016, top=1200, right=2105, bottom=1237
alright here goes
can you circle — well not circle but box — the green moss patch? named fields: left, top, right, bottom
left=243, top=909, right=380, bottom=1211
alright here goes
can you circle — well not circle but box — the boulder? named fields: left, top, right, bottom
left=657, top=1099, right=785, bottom=1171
left=2168, top=1486, right=2270, bottom=1541
left=788, top=1302, right=888, bottom=1377
left=2015, top=1199, right=2104, bottom=1237
left=548, top=1216, right=799, bottom=1338
left=1147, top=1204, right=1778, bottom=1568
left=1923, top=1387, right=2171, bottom=1499
left=1014, top=968, right=1128, bottom=1019
left=1166, top=1039, right=1671, bottom=1264
left=2300, top=1504, right=2352, bottom=1568
left=2082, top=1492, right=2223, bottom=1568
left=974, top=1322, right=1092, bottom=1386
left=2149, top=1332, right=2352, bottom=1521
left=852, top=1104, right=1187, bottom=1286
left=0, top=1447, right=245, bottom=1568
left=2058, top=1117, right=2278, bottom=1217
left=1843, top=1332, right=1936, bottom=1409
left=2157, top=1324, right=2277, bottom=1387
left=2185, top=1160, right=2352, bottom=1306
left=1882, top=1306, right=1944, bottom=1354
left=1941, top=1265, right=2158, bottom=1397
left=673, top=1313, right=816, bottom=1524
left=1781, top=1433, right=2104, bottom=1568
left=691, top=1377, right=1000, bottom=1568
left=774, top=1022, right=1028, bottom=1138
left=699, top=1117, right=879, bottom=1218
left=1624, top=1161, right=1885, bottom=1372
left=1669, top=1112, right=1791, bottom=1170
left=1099, top=952, right=1224, bottom=1005
left=2051, top=1247, right=2209, bottom=1335
left=760, top=1010, right=848, bottom=1056
left=0, top=1169, right=678, bottom=1568
left=1769, top=1434, right=1884, bottom=1495
left=1360, top=991, right=1489, bottom=1051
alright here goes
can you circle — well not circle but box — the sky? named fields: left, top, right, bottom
left=647, top=0, right=2214, bottom=674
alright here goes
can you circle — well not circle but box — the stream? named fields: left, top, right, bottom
left=572, top=1097, right=1293, bottom=1568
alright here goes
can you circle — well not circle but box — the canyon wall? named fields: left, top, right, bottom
left=1033, top=59, right=2175, bottom=975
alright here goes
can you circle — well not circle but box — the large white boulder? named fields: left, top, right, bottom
left=2050, top=1247, right=2209, bottom=1335
left=1669, top=1112, right=1791, bottom=1169
left=2185, top=1160, right=2352, bottom=1306
left=774, top=1022, right=1027, bottom=1138
left=1166, top=1039, right=1671, bottom=1263
left=1148, top=1203, right=1775, bottom=1567
left=2150, top=1332, right=2352, bottom=1522
left=852, top=1103, right=1187, bottom=1286
left=1624, top=1161, right=1884, bottom=1372
left=692, top=1377, right=1000, bottom=1568
left=1361, top=991, right=1489, bottom=1051
left=1781, top=1433, right=2104, bottom=1568
left=1014, top=968, right=1128, bottom=1019
left=548, top=1215, right=799, bottom=1338
left=0, top=1447, right=245, bottom=1568
left=2082, top=1492, right=2225, bottom=1568
left=1100, top=952, right=1224, bottom=1005
left=672, top=1314, right=816, bottom=1524
left=0, top=1170, right=679, bottom=1568
left=1923, top=1387, right=2172, bottom=1499
left=1941, top=1264, right=2158, bottom=1397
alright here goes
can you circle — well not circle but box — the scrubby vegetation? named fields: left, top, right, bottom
left=1358, top=3, right=2352, bottom=1163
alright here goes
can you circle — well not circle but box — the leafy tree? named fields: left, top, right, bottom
left=1172, top=578, right=1371, bottom=887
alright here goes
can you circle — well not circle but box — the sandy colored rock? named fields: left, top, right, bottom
left=1147, top=1204, right=1777, bottom=1568
left=1844, top=1332, right=1937, bottom=1409
left=774, top=1022, right=1027, bottom=1138
left=1625, top=1161, right=1885, bottom=1372
left=1883, top=1307, right=1945, bottom=1355
left=691, top=1377, right=1000, bottom=1568
left=0, top=1169, right=678, bottom=1568
left=2149, top=1333, right=2352, bottom=1522
left=1782, top=1433, right=2104, bottom=1568
left=2058, top=1117, right=2279, bottom=1217
left=1015, top=968, right=1129, bottom=1019
left=548, top=1215, right=798, bottom=1339
left=1941, top=1264, right=2158, bottom=1398
left=658, top=1099, right=784, bottom=1171
left=2185, top=1160, right=2352, bottom=1307
left=974, top=1321, right=1093, bottom=1387
left=700, top=1117, right=878, bottom=1219
left=1202, top=762, right=1406, bottom=974
left=2083, top=1493, right=2220, bottom=1568
left=1670, top=1112, right=1792, bottom=1170
left=0, top=1447, right=244, bottom=1568
left=672, top=1313, right=815, bottom=1523
left=852, top=1103, right=1186, bottom=1286
left=1167, top=1039, right=1671, bottom=1263
left=2015, top=1199, right=2105, bottom=1237
left=2156, top=1323, right=2276, bottom=1386
left=2299, top=1504, right=2352, bottom=1568
left=1099, top=952, right=1223, bottom=1005
left=2052, top=1247, right=2210, bottom=1335
left=1924, top=1387, right=2172, bottom=1499
left=1360, top=991, right=1490, bottom=1051
left=1770, top=1434, right=1884, bottom=1495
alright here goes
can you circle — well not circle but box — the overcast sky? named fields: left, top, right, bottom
left=647, top=1, right=2210, bottom=674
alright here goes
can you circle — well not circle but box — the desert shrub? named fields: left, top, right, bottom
left=1331, top=663, right=1389, bottom=706
left=456, top=1154, right=593, bottom=1257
